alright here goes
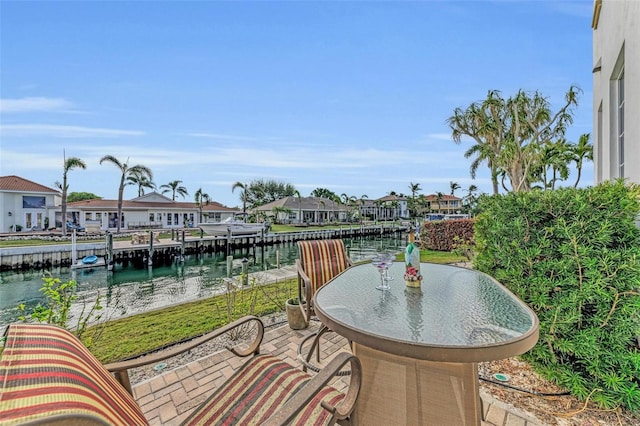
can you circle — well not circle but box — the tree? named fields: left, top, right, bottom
left=435, top=191, right=444, bottom=213
left=294, top=190, right=303, bottom=224
left=241, top=179, right=296, bottom=209
left=448, top=86, right=581, bottom=193
left=194, top=188, right=211, bottom=224
left=99, top=155, right=153, bottom=233
left=56, top=152, right=86, bottom=236
left=67, top=192, right=101, bottom=202
left=409, top=182, right=421, bottom=199
left=536, top=139, right=572, bottom=190
left=160, top=180, right=188, bottom=200
left=449, top=181, right=461, bottom=196
left=310, top=188, right=340, bottom=202
left=462, top=185, right=479, bottom=215
left=272, top=206, right=292, bottom=224
left=127, top=170, right=155, bottom=197
left=407, top=183, right=422, bottom=218
left=571, top=133, right=593, bottom=188
left=232, top=182, right=249, bottom=214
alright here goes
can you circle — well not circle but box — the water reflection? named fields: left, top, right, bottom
left=0, top=235, right=406, bottom=332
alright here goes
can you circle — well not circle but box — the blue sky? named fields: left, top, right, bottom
left=1, top=0, right=595, bottom=207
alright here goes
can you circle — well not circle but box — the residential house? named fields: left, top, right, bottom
left=67, top=192, right=240, bottom=231
left=360, top=195, right=409, bottom=221
left=252, top=196, right=351, bottom=224
left=592, top=0, right=639, bottom=185
left=0, top=175, right=60, bottom=232
left=423, top=194, right=462, bottom=215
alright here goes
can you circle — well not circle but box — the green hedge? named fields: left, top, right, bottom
left=474, top=180, right=640, bottom=411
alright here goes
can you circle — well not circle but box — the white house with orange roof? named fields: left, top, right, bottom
left=0, top=175, right=240, bottom=233
left=67, top=192, right=240, bottom=231
left=0, top=175, right=60, bottom=232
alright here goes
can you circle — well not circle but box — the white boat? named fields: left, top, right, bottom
left=197, top=217, right=267, bottom=236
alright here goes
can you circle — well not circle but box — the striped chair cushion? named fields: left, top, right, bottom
left=183, top=354, right=345, bottom=426
left=0, top=323, right=148, bottom=426
left=298, top=240, right=350, bottom=294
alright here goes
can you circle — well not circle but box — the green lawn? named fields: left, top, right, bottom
left=84, top=248, right=466, bottom=363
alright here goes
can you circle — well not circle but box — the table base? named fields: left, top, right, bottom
left=352, top=343, right=482, bottom=426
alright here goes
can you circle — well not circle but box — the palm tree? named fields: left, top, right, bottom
left=194, top=188, right=211, bottom=224
left=294, top=190, right=302, bottom=224
left=56, top=151, right=86, bottom=236
left=449, top=181, right=461, bottom=196
left=571, top=133, right=593, bottom=188
left=160, top=180, right=188, bottom=200
left=127, top=170, right=155, bottom=197
left=232, top=182, right=248, bottom=214
left=99, top=155, right=153, bottom=233
left=435, top=192, right=444, bottom=214
left=409, top=182, right=421, bottom=199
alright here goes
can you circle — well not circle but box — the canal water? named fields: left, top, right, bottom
left=0, top=235, right=407, bottom=333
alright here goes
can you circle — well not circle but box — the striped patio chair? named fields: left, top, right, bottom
left=296, top=239, right=353, bottom=372
left=0, top=317, right=362, bottom=426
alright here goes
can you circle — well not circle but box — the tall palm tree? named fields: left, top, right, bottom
left=160, top=180, right=188, bottom=200
left=294, top=190, right=302, bottom=224
left=56, top=152, right=86, bottom=236
left=99, top=155, right=153, bottom=233
left=571, top=133, right=593, bottom=188
left=449, top=181, right=461, bottom=196
left=194, top=188, right=211, bottom=224
left=127, top=170, right=155, bottom=197
left=232, top=182, right=248, bottom=214
left=409, top=182, right=421, bottom=199
left=435, top=191, right=445, bottom=214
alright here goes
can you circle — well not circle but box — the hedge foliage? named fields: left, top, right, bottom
left=474, top=180, right=640, bottom=411
left=420, top=219, right=475, bottom=251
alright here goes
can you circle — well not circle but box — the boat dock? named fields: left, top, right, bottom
left=0, top=223, right=408, bottom=271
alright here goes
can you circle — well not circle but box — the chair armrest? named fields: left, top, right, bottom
left=296, top=259, right=313, bottom=303
left=104, top=315, right=264, bottom=394
left=261, top=352, right=362, bottom=426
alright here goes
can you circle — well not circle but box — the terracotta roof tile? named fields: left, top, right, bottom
left=0, top=175, right=59, bottom=194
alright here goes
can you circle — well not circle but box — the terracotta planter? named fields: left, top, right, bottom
left=285, top=299, right=307, bottom=330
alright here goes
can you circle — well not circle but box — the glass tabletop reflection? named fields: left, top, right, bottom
left=314, top=262, right=538, bottom=361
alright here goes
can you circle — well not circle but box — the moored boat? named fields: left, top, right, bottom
left=197, top=217, right=267, bottom=236
left=82, top=255, right=98, bottom=265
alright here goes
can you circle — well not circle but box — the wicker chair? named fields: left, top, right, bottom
left=0, top=317, right=362, bottom=426
left=296, top=239, right=353, bottom=372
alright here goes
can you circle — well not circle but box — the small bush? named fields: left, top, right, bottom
left=474, top=180, right=640, bottom=411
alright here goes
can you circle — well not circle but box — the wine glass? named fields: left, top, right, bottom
left=381, top=251, right=395, bottom=282
left=372, top=252, right=392, bottom=291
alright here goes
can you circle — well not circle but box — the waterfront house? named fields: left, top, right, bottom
left=0, top=175, right=60, bottom=233
left=423, top=194, right=462, bottom=215
left=66, top=192, right=240, bottom=231
left=252, top=196, right=351, bottom=224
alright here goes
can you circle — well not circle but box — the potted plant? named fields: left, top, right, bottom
left=285, top=298, right=307, bottom=330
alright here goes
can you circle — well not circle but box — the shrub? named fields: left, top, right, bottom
left=17, top=274, right=104, bottom=346
left=420, top=219, right=474, bottom=251
left=474, top=180, right=640, bottom=411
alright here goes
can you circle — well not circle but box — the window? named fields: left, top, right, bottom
left=149, top=213, right=155, bottom=222
left=617, top=68, right=625, bottom=177
left=167, top=214, right=172, bottom=225
left=22, top=196, right=45, bottom=208
left=85, top=212, right=92, bottom=221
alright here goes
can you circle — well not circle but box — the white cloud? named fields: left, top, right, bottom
left=0, top=97, right=75, bottom=113
left=0, top=124, right=144, bottom=138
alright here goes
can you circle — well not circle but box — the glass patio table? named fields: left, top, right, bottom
left=313, top=262, right=539, bottom=426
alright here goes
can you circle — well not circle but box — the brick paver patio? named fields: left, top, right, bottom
left=131, top=319, right=543, bottom=425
